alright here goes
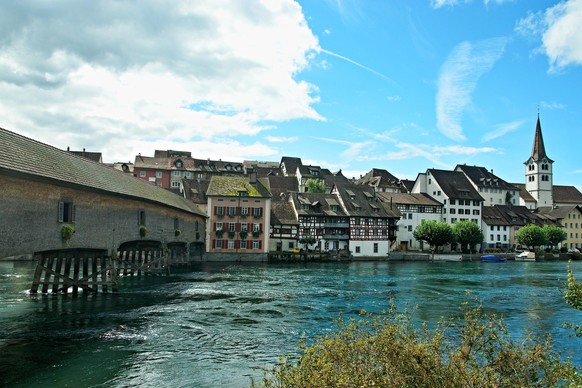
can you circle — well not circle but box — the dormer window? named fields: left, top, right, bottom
left=175, top=159, right=183, bottom=168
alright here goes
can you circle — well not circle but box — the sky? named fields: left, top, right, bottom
left=1, top=0, right=581, bottom=188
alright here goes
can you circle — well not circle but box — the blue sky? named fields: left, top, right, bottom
left=1, top=0, right=581, bottom=187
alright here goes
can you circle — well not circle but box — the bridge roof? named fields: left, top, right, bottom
left=0, top=127, right=205, bottom=217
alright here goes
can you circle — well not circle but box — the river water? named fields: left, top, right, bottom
left=1, top=260, right=581, bottom=387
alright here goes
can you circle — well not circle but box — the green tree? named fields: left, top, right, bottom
left=452, top=220, right=483, bottom=254
left=413, top=220, right=454, bottom=258
left=305, top=178, right=326, bottom=193
left=515, top=224, right=548, bottom=251
left=544, top=225, right=567, bottom=249
left=565, top=266, right=582, bottom=336
left=255, top=298, right=580, bottom=387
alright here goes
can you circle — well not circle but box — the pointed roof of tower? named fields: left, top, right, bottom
left=528, top=115, right=554, bottom=163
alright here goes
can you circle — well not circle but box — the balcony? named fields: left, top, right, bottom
left=323, top=234, right=349, bottom=240
left=323, top=222, right=349, bottom=228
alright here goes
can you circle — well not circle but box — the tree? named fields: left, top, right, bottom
left=305, top=178, right=326, bottom=193
left=255, top=298, right=581, bottom=387
left=452, top=220, right=483, bottom=254
left=413, top=220, right=454, bottom=258
left=564, top=266, right=582, bottom=336
left=543, top=225, right=567, bottom=249
left=515, top=224, right=548, bottom=251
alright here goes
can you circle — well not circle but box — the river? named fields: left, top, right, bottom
left=1, top=260, right=581, bottom=387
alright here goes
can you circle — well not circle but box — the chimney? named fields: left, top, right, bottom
left=248, top=168, right=257, bottom=184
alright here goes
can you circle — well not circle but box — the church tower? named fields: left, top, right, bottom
left=524, top=115, right=553, bottom=207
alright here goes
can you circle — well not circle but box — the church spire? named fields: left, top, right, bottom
left=530, top=114, right=554, bottom=163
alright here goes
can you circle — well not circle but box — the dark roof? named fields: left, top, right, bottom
left=291, top=192, right=348, bottom=217
left=68, top=149, right=103, bottom=163
left=455, top=164, right=519, bottom=191
left=512, top=183, right=536, bottom=203
left=355, top=168, right=401, bottom=189
left=377, top=192, right=443, bottom=207
left=206, top=176, right=271, bottom=197
left=536, top=205, right=582, bottom=222
left=134, top=153, right=245, bottom=174
left=553, top=185, right=582, bottom=205
left=400, top=179, right=415, bottom=193
left=527, top=116, right=553, bottom=163
left=271, top=201, right=299, bottom=225
left=268, top=176, right=299, bottom=201
left=428, top=169, right=484, bottom=201
left=481, top=206, right=512, bottom=226
left=0, top=127, right=204, bottom=216
left=333, top=183, right=400, bottom=218
left=489, top=205, right=561, bottom=227
left=181, top=179, right=210, bottom=204
left=280, top=156, right=302, bottom=176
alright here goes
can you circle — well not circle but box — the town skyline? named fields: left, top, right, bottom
left=1, top=1, right=581, bottom=187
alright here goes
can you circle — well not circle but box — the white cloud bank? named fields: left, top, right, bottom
left=436, top=38, right=506, bottom=141
left=0, top=0, right=321, bottom=162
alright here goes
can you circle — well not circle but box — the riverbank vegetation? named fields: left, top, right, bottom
left=255, top=292, right=581, bottom=387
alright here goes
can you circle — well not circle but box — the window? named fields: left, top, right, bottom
left=175, top=160, right=183, bottom=168
left=174, top=218, right=179, bottom=230
left=241, top=207, right=249, bottom=216
left=171, top=181, right=180, bottom=188
left=373, top=243, right=378, bottom=253
left=215, top=240, right=223, bottom=249
left=137, top=210, right=146, bottom=226
left=215, top=222, right=223, bottom=231
left=355, top=246, right=361, bottom=253
left=228, top=223, right=235, bottom=232
left=253, top=207, right=262, bottom=218
left=216, top=206, right=224, bottom=217
left=253, top=223, right=260, bottom=232
left=253, top=240, right=260, bottom=249
left=241, top=223, right=248, bottom=232
left=185, top=171, right=191, bottom=178
left=173, top=171, right=181, bottom=177
left=240, top=240, right=247, bottom=249
left=227, top=240, right=235, bottom=249
left=450, top=199, right=456, bottom=205
left=450, top=209, right=456, bottom=214
left=59, top=200, right=76, bottom=223
left=228, top=206, right=236, bottom=217
left=140, top=171, right=146, bottom=177
left=408, top=225, right=413, bottom=232
left=490, top=234, right=494, bottom=241
left=156, top=171, right=162, bottom=178
left=288, top=242, right=294, bottom=249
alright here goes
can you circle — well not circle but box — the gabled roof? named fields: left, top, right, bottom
left=489, top=205, right=561, bottom=227
left=291, top=192, right=347, bottom=217
left=377, top=192, right=443, bottom=207
left=333, top=182, right=400, bottom=218
left=268, top=176, right=299, bottom=201
left=271, top=201, right=299, bottom=225
left=428, top=169, right=484, bottom=201
left=206, top=176, right=271, bottom=197
left=536, top=205, right=582, bottom=221
left=400, top=179, right=415, bottom=193
left=553, top=185, right=582, bottom=205
left=527, top=116, right=554, bottom=163
left=511, top=183, right=536, bottom=203
left=481, top=206, right=512, bottom=226
left=280, top=156, right=302, bottom=176
left=355, top=168, right=401, bottom=189
left=67, top=148, right=103, bottom=163
left=455, top=164, right=519, bottom=191
left=0, top=127, right=204, bottom=216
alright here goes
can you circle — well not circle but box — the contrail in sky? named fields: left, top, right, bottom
left=320, top=48, right=397, bottom=86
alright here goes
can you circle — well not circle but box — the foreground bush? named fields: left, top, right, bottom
left=255, top=298, right=580, bottom=387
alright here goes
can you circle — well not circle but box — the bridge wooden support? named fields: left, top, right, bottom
left=30, top=248, right=114, bottom=295
left=30, top=241, right=196, bottom=294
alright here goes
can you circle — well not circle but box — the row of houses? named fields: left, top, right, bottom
left=131, top=116, right=582, bottom=257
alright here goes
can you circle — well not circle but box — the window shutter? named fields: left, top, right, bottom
left=259, top=240, right=262, bottom=250
left=214, top=206, right=217, bottom=215
left=212, top=239, right=215, bottom=248
left=71, top=204, right=76, bottom=223
left=259, top=223, right=262, bottom=232
left=58, top=201, right=64, bottom=222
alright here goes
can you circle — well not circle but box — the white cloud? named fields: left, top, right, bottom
left=543, top=0, right=582, bottom=71
left=432, top=0, right=511, bottom=9
left=0, top=0, right=322, bottom=162
left=540, top=100, right=566, bottom=110
left=312, top=136, right=375, bottom=161
left=436, top=38, right=506, bottom=141
left=481, top=120, right=524, bottom=142
left=266, top=135, right=299, bottom=143
left=386, top=95, right=402, bottom=102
